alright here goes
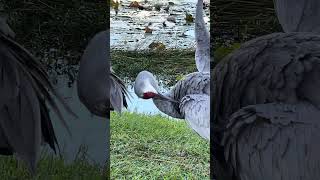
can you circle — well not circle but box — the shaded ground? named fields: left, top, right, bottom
left=111, top=112, right=209, bottom=179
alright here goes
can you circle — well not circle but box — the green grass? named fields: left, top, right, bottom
left=110, top=112, right=210, bottom=179
left=0, top=149, right=104, bottom=180
left=111, top=50, right=197, bottom=87
left=213, top=0, right=281, bottom=42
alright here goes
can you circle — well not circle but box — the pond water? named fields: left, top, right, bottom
left=110, top=0, right=210, bottom=50
left=42, top=74, right=108, bottom=169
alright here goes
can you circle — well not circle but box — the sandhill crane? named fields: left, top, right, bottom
left=0, top=16, right=75, bottom=174
left=212, top=1, right=320, bottom=179
left=77, top=30, right=128, bottom=117
left=134, top=0, right=210, bottom=140
left=273, top=0, right=320, bottom=33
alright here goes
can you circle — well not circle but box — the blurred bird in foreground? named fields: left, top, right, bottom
left=0, top=15, right=75, bottom=174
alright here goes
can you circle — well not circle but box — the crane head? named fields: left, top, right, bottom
left=134, top=71, right=178, bottom=103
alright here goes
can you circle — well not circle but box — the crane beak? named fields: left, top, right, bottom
left=154, top=93, right=179, bottom=103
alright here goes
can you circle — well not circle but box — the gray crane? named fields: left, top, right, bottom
left=273, top=0, right=320, bottom=33
left=0, top=16, right=75, bottom=174
left=134, top=0, right=210, bottom=140
left=77, top=30, right=128, bottom=117
left=212, top=1, right=320, bottom=180
left=77, top=30, right=129, bottom=179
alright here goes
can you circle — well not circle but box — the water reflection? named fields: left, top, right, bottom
left=46, top=74, right=108, bottom=168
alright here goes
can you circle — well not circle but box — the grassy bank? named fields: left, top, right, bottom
left=110, top=112, right=210, bottom=179
left=0, top=154, right=103, bottom=180
left=111, top=50, right=197, bottom=86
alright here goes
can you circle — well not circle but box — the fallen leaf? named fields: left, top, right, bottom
left=145, top=26, right=153, bottom=33
left=129, top=1, right=141, bottom=8
left=185, top=12, right=194, bottom=23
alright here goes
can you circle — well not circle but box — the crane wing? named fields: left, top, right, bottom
left=153, top=72, right=209, bottom=119
left=0, top=31, right=73, bottom=173
left=222, top=102, right=320, bottom=180
left=78, top=31, right=110, bottom=117
left=180, top=94, right=210, bottom=140
left=212, top=32, right=320, bottom=128
left=195, top=0, right=210, bottom=73
left=77, top=30, right=129, bottom=115
left=0, top=69, right=41, bottom=173
left=274, top=0, right=320, bottom=33
left=110, top=71, right=129, bottom=113
left=171, top=72, right=210, bottom=101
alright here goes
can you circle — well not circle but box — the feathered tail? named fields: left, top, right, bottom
left=110, top=70, right=129, bottom=113
left=0, top=30, right=77, bottom=173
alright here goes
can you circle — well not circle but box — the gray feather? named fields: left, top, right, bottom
left=212, top=32, right=320, bottom=179
left=110, top=70, right=128, bottom=113
left=0, top=20, right=74, bottom=174
left=153, top=72, right=210, bottom=119
left=1, top=72, right=41, bottom=173
left=77, top=30, right=128, bottom=116
left=180, top=94, right=210, bottom=140
left=222, top=102, right=320, bottom=180
left=78, top=30, right=109, bottom=117
left=274, top=0, right=320, bottom=33
left=0, top=16, right=15, bottom=38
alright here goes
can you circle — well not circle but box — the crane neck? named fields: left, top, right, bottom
left=153, top=96, right=183, bottom=119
